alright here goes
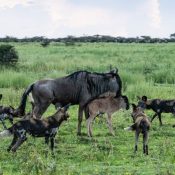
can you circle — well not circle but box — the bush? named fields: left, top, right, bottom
left=41, top=40, right=50, bottom=47
left=0, top=44, right=18, bottom=65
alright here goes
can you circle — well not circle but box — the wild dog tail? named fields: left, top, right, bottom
left=0, top=129, right=12, bottom=138
left=140, top=120, right=149, bottom=135
left=124, top=123, right=137, bottom=131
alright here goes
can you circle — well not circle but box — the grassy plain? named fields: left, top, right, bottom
left=0, top=42, right=175, bottom=174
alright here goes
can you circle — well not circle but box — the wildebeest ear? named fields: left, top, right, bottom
left=0, top=94, right=2, bottom=100
left=131, top=103, right=137, bottom=110
left=142, top=96, right=147, bottom=102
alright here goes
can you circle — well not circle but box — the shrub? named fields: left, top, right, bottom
left=0, top=44, right=18, bottom=65
left=41, top=40, right=50, bottom=47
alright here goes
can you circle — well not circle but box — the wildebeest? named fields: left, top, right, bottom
left=124, top=104, right=151, bottom=155
left=0, top=105, right=70, bottom=152
left=137, top=96, right=175, bottom=126
left=15, top=69, right=122, bottom=135
left=85, top=92, right=129, bottom=137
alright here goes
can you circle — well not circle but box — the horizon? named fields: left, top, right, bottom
left=0, top=0, right=174, bottom=38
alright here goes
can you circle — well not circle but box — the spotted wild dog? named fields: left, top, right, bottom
left=137, top=96, right=175, bottom=126
left=85, top=92, right=129, bottom=137
left=0, top=104, right=70, bottom=152
left=124, top=104, right=151, bottom=155
left=0, top=94, right=15, bottom=129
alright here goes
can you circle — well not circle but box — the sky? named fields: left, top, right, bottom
left=0, top=0, right=174, bottom=38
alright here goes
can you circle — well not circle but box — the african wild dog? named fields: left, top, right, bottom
left=137, top=96, right=175, bottom=126
left=0, top=94, right=15, bottom=129
left=85, top=92, right=129, bottom=137
left=0, top=105, right=70, bottom=152
left=124, top=104, right=151, bottom=155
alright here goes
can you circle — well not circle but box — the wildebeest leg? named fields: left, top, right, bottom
left=143, top=132, right=149, bottom=155
left=45, top=136, right=49, bottom=145
left=151, top=113, right=157, bottom=123
left=157, top=113, right=162, bottom=126
left=7, top=135, right=18, bottom=152
left=33, top=102, right=50, bottom=119
left=107, top=114, right=115, bottom=136
left=77, top=106, right=84, bottom=135
left=50, top=136, right=55, bottom=152
left=134, top=131, right=139, bottom=153
left=86, top=116, right=94, bottom=137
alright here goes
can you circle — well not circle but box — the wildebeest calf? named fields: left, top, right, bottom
left=124, top=104, right=151, bottom=155
left=85, top=93, right=129, bottom=137
left=0, top=105, right=70, bottom=152
left=137, top=96, right=175, bottom=126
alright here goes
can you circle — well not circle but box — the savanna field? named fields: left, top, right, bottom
left=1, top=42, right=175, bottom=175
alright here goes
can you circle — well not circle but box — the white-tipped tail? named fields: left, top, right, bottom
left=29, top=93, right=34, bottom=103
left=124, top=126, right=132, bottom=131
left=0, top=130, right=12, bottom=138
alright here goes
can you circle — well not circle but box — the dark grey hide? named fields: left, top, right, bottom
left=16, top=69, right=122, bottom=135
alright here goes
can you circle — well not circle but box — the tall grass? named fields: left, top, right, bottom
left=0, top=42, right=175, bottom=174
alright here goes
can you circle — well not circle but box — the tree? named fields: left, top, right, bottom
left=0, top=45, right=18, bottom=65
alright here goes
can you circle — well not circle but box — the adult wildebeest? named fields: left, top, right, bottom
left=124, top=104, right=151, bottom=155
left=15, top=69, right=122, bottom=135
left=137, top=96, right=175, bottom=126
left=0, top=105, right=70, bottom=153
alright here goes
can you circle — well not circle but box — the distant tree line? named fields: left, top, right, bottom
left=1, top=34, right=175, bottom=43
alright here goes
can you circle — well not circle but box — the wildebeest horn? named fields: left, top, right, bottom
left=110, top=68, right=118, bottom=74
left=0, top=94, right=2, bottom=100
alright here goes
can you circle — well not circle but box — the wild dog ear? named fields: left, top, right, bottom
left=61, top=103, right=71, bottom=112
left=142, top=96, right=147, bottom=102
left=131, top=103, right=137, bottom=111
left=9, top=106, right=15, bottom=114
left=9, top=105, right=15, bottom=110
left=137, top=96, right=141, bottom=100
left=0, top=94, right=2, bottom=100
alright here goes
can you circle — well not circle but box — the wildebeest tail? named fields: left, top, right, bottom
left=16, top=83, right=34, bottom=116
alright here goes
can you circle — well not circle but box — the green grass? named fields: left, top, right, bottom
left=1, top=42, right=175, bottom=174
